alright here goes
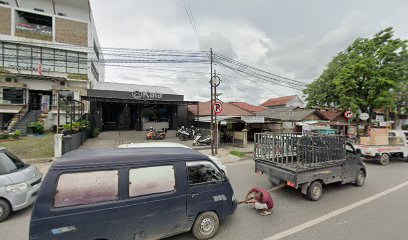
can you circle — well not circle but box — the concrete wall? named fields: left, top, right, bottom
left=55, top=17, right=88, bottom=46
left=0, top=7, right=11, bottom=35
left=16, top=0, right=54, bottom=14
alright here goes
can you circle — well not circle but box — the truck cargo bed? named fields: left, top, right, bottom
left=255, top=159, right=345, bottom=185
left=254, top=133, right=346, bottom=170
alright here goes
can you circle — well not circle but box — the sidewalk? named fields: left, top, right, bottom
left=198, top=144, right=254, bottom=164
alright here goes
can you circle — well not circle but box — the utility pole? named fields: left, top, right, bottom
left=210, top=48, right=215, bottom=156
left=214, top=69, right=218, bottom=154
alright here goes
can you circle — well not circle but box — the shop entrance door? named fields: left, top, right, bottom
left=28, top=90, right=52, bottom=111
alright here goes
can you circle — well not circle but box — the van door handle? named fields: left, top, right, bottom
left=191, top=192, right=199, bottom=198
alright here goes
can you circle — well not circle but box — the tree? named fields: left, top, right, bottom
left=304, top=27, right=408, bottom=118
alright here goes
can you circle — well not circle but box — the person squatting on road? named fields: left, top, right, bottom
left=245, top=187, right=274, bottom=216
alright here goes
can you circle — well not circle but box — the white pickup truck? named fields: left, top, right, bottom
left=353, top=130, right=408, bottom=165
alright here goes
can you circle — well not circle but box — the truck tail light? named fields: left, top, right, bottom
left=287, top=181, right=296, bottom=188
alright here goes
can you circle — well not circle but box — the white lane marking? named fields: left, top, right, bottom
left=264, top=180, right=408, bottom=240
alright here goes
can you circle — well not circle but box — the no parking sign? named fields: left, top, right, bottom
left=214, top=102, right=223, bottom=115
left=344, top=111, right=353, bottom=119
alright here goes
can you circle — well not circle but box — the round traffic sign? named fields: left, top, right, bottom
left=359, top=113, right=369, bottom=121
left=344, top=111, right=353, bottom=119
left=211, top=76, right=221, bottom=87
left=214, top=101, right=223, bottom=114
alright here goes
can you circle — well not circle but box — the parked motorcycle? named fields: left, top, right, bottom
left=177, top=126, right=197, bottom=141
left=146, top=127, right=167, bottom=140
left=193, top=134, right=211, bottom=146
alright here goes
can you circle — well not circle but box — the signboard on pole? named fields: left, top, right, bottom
left=359, top=113, right=369, bottom=121
left=214, top=101, right=223, bottom=115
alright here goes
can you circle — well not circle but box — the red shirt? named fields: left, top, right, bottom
left=251, top=187, right=274, bottom=209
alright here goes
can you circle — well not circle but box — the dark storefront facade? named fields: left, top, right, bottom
left=85, top=85, right=197, bottom=132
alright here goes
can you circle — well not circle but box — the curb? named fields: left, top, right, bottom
left=23, top=158, right=54, bottom=163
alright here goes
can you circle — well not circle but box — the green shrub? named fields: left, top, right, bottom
left=10, top=130, right=22, bottom=139
left=93, top=128, right=100, bottom=138
left=63, top=120, right=90, bottom=134
left=28, top=122, right=44, bottom=134
left=230, top=150, right=246, bottom=158
left=0, top=133, right=9, bottom=140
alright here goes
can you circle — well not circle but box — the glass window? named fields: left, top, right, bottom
left=42, top=48, right=54, bottom=71
left=129, top=165, right=175, bottom=197
left=187, top=161, right=223, bottom=185
left=55, top=50, right=67, bottom=73
left=67, top=51, right=79, bottom=73
left=3, top=44, right=17, bottom=67
left=0, top=151, right=25, bottom=175
left=54, top=170, right=118, bottom=208
left=17, top=45, right=31, bottom=68
left=3, top=88, right=24, bottom=104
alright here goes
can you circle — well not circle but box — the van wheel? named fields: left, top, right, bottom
left=354, top=170, right=366, bottom=187
left=379, top=154, right=390, bottom=165
left=307, top=181, right=323, bottom=201
left=192, top=211, right=219, bottom=240
left=0, top=199, right=11, bottom=222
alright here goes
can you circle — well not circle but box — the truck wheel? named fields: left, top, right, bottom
left=0, top=199, right=11, bottom=222
left=354, top=170, right=366, bottom=187
left=192, top=211, right=219, bottom=240
left=379, top=154, right=390, bottom=165
left=307, top=181, right=323, bottom=201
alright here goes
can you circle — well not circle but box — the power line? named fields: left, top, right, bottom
left=214, top=52, right=308, bottom=87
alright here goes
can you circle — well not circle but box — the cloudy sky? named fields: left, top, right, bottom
left=90, top=0, right=408, bottom=105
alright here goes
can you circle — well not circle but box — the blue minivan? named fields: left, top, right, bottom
left=30, top=146, right=237, bottom=240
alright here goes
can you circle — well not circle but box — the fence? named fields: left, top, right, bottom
left=254, top=133, right=346, bottom=169
left=55, top=131, right=88, bottom=157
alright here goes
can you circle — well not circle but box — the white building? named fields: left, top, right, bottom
left=0, top=0, right=104, bottom=131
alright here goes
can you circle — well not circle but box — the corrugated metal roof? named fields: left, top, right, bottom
left=230, top=102, right=266, bottom=113
left=318, top=111, right=345, bottom=121
left=188, top=101, right=253, bottom=116
left=261, top=95, right=296, bottom=107
left=256, top=107, right=322, bottom=121
left=93, top=82, right=177, bottom=95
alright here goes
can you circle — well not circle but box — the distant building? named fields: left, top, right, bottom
left=261, top=95, right=304, bottom=109
left=229, top=102, right=266, bottom=113
left=256, top=107, right=327, bottom=132
left=0, top=0, right=103, bottom=131
left=86, top=82, right=195, bottom=131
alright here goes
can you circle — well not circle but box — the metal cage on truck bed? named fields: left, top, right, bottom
left=254, top=133, right=346, bottom=170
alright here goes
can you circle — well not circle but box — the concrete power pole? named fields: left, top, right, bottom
left=210, top=48, right=214, bottom=156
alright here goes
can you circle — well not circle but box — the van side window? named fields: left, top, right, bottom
left=129, top=165, right=175, bottom=197
left=54, top=170, right=118, bottom=208
left=187, top=161, right=223, bottom=185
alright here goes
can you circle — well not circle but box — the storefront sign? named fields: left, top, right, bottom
left=132, top=90, right=162, bottom=99
left=375, top=115, right=385, bottom=122
left=87, top=89, right=184, bottom=102
left=16, top=23, right=52, bottom=35
left=9, top=65, right=51, bottom=73
left=241, top=116, right=265, bottom=123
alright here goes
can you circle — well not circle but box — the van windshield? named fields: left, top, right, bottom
left=0, top=151, right=26, bottom=175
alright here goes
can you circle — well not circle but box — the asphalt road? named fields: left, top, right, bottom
left=1, top=159, right=408, bottom=240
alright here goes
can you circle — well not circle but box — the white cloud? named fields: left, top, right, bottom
left=91, top=0, right=408, bottom=105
